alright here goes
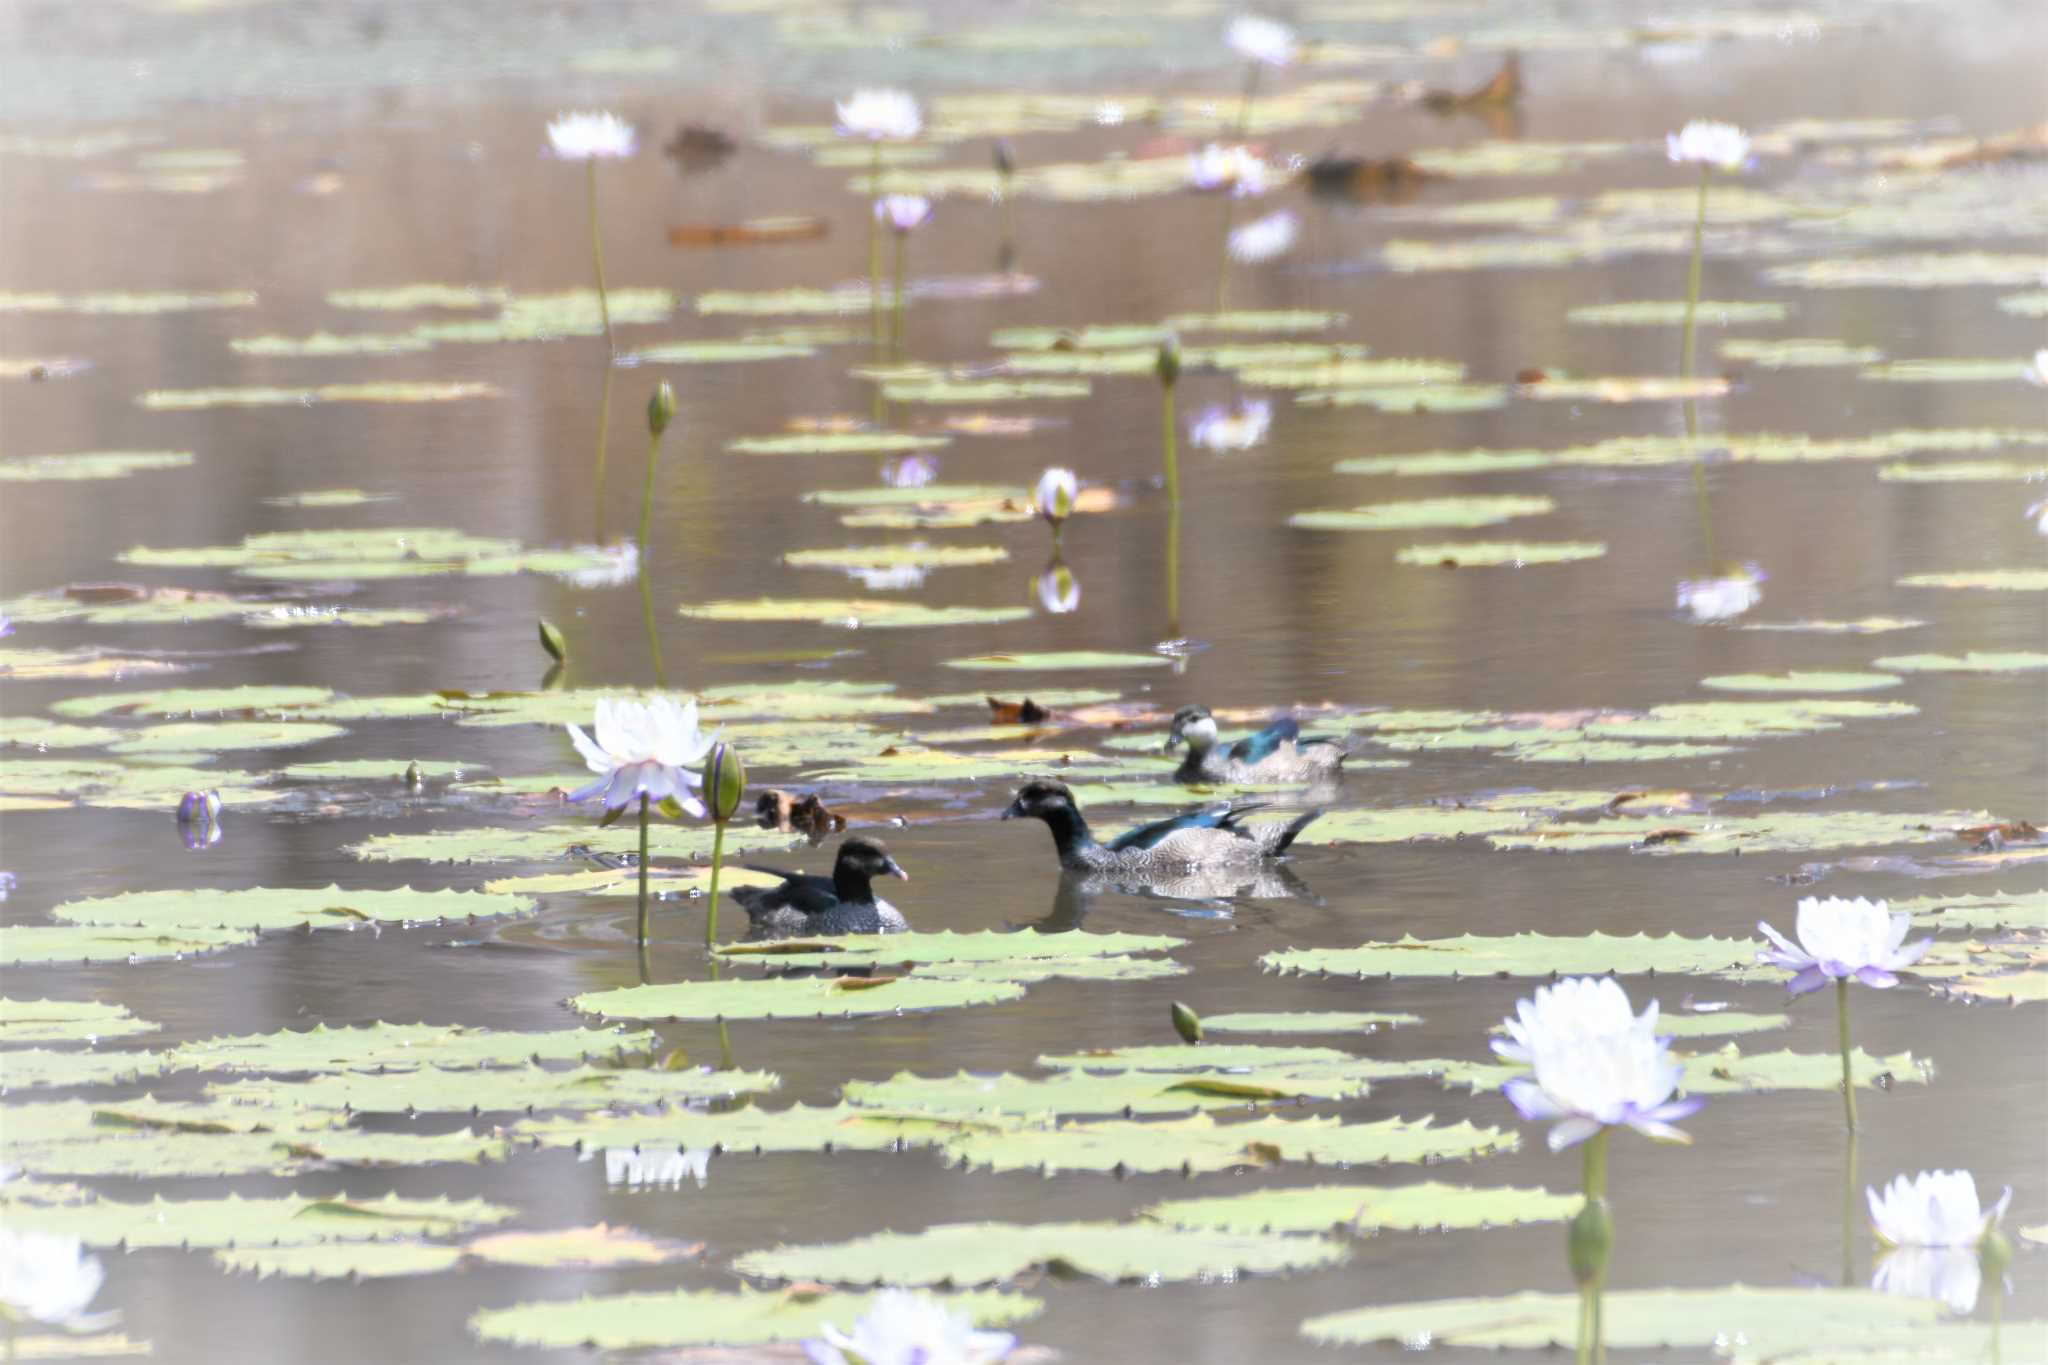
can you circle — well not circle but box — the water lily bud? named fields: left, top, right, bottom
left=706, top=741, right=746, bottom=824
left=176, top=790, right=222, bottom=825
left=648, top=381, right=677, bottom=438
left=1155, top=334, right=1182, bottom=387
left=1033, top=467, right=1078, bottom=526
left=538, top=619, right=568, bottom=663
left=993, top=138, right=1016, bottom=177
left=1171, top=1001, right=1203, bottom=1044
left=1980, top=1226, right=2014, bottom=1280
left=1568, top=1196, right=1613, bottom=1287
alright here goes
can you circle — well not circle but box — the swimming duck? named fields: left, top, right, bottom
left=1001, top=778, right=1319, bottom=874
left=1163, top=705, right=1353, bottom=785
left=732, top=835, right=910, bottom=940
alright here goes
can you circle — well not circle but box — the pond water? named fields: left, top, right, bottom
left=2, top=1, right=2046, bottom=1361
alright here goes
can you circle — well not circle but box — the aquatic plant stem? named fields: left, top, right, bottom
left=891, top=232, right=908, bottom=359
left=1162, top=384, right=1181, bottom=635
left=1841, top=1128, right=1860, bottom=1287
left=637, top=428, right=661, bottom=569
left=593, top=362, right=616, bottom=542
left=1836, top=977, right=1859, bottom=1131
left=1236, top=62, right=1262, bottom=140
left=703, top=817, right=727, bottom=949
left=999, top=171, right=1015, bottom=257
left=588, top=158, right=615, bottom=355
left=635, top=793, right=650, bottom=952
left=868, top=141, right=884, bottom=347
left=1680, top=164, right=1709, bottom=385
left=706, top=957, right=735, bottom=1069
left=1579, top=1129, right=1611, bottom=1365
left=637, top=565, right=666, bottom=687
left=1214, top=193, right=1238, bottom=313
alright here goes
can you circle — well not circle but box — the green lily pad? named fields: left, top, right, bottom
left=327, top=285, right=510, bottom=311
left=1568, top=300, right=1788, bottom=326
left=1699, top=671, right=1902, bottom=693
left=1890, top=890, right=2048, bottom=931
left=4, top=1100, right=498, bottom=1178
left=717, top=929, right=1181, bottom=970
left=230, top=332, right=433, bottom=357
left=263, top=489, right=395, bottom=508
left=1294, top=383, right=1509, bottom=413
left=733, top=1220, right=1347, bottom=1287
left=279, top=759, right=480, bottom=782
left=1289, top=495, right=1556, bottom=532
left=1146, top=1181, right=1580, bottom=1234
left=0, top=590, right=442, bottom=631
left=800, top=744, right=1125, bottom=783
left=512, top=1102, right=944, bottom=1157
left=941, top=1112, right=1516, bottom=1176
left=1863, top=359, right=2032, bottom=383
left=571, top=974, right=1027, bottom=1022
left=1489, top=809, right=1986, bottom=855
left=1203, top=1011, right=1422, bottom=1034
left=137, top=381, right=500, bottom=410
left=1766, top=254, right=2048, bottom=289
left=49, top=885, right=534, bottom=934
left=627, top=341, right=814, bottom=364
left=784, top=545, right=1009, bottom=572
left=104, top=721, right=348, bottom=756
left=1878, top=460, right=2047, bottom=481
left=117, top=528, right=624, bottom=584
left=1739, top=617, right=1928, bottom=634
left=676, top=598, right=1031, bottom=628
left=0, top=1190, right=510, bottom=1249
left=204, top=1063, right=777, bottom=1115
left=841, top=1066, right=1373, bottom=1120
left=943, top=651, right=1169, bottom=671
left=0, top=1049, right=170, bottom=1089
left=1681, top=1046, right=1928, bottom=1095
left=1036, top=1043, right=1354, bottom=1073
left=1721, top=338, right=1887, bottom=368
left=730, top=432, right=950, bottom=456
left=1266, top=932, right=1760, bottom=979
left=1303, top=1286, right=1941, bottom=1351
left=346, top=819, right=795, bottom=866
left=215, top=1243, right=463, bottom=1280
left=881, top=378, right=1091, bottom=404
left=167, top=1021, right=653, bottom=1075
left=464, top=1223, right=700, bottom=1268
left=1395, top=541, right=1606, bottom=567
left=0, top=719, right=123, bottom=749
left=470, top=1288, right=1040, bottom=1352
left=0, top=451, right=193, bottom=482
left=0, top=1000, right=160, bottom=1045
left=55, top=685, right=336, bottom=718
left=1899, top=569, right=2048, bottom=590
left=697, top=286, right=873, bottom=316
left=2, top=925, right=257, bottom=967
left=1873, top=651, right=2048, bottom=673
left=0, top=290, right=256, bottom=315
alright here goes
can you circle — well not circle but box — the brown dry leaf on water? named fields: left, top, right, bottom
left=1607, top=790, right=1711, bottom=816
left=1304, top=154, right=1436, bottom=203
left=668, top=216, right=827, bottom=247
left=1873, top=122, right=2048, bottom=171
left=1419, top=54, right=1522, bottom=114
left=755, top=789, right=848, bottom=843
left=465, top=1224, right=702, bottom=1269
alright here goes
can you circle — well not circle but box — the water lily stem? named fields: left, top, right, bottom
left=999, top=170, right=1015, bottom=255
left=593, top=361, right=616, bottom=542
left=635, top=793, right=651, bottom=952
left=588, top=159, right=615, bottom=356
left=891, top=232, right=908, bottom=359
left=1163, top=384, right=1181, bottom=636
left=638, top=567, right=666, bottom=687
left=1690, top=455, right=1717, bottom=567
left=1581, top=1129, right=1611, bottom=1365
left=1237, top=62, right=1262, bottom=140
left=1841, top=1129, right=1860, bottom=1286
left=1681, top=165, right=1708, bottom=383
left=1214, top=193, right=1238, bottom=313
left=637, top=429, right=661, bottom=570
left=707, top=957, right=735, bottom=1068
left=1836, top=977, right=1859, bottom=1131
left=1583, top=1127, right=1609, bottom=1200
left=704, top=817, right=727, bottom=949
left=868, top=142, right=884, bottom=347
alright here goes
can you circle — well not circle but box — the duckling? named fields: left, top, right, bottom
left=1001, top=778, right=1319, bottom=874
left=732, top=836, right=910, bottom=940
left=1163, top=705, right=1353, bottom=786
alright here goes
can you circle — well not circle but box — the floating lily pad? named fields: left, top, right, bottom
left=1395, top=541, right=1605, bottom=567
left=0, top=451, right=193, bottom=483
left=2, top=925, right=257, bottom=967
left=1289, top=495, right=1556, bottom=532
left=1721, top=338, right=1887, bottom=368
left=942, top=1112, right=1516, bottom=1176
left=1146, top=1182, right=1579, bottom=1234
left=1863, top=358, right=2031, bottom=383
left=167, top=1021, right=653, bottom=1075
left=470, top=1287, right=1040, bottom=1352
left=215, top=1243, right=463, bottom=1280
left=697, top=286, right=874, bottom=316
left=840, top=1067, right=1365, bottom=1119
left=50, top=885, right=535, bottom=934
left=1740, top=617, right=1928, bottom=634
left=105, top=720, right=348, bottom=756
left=138, top=382, right=500, bottom=410
left=626, top=341, right=814, bottom=364
left=801, top=745, right=1125, bottom=783
left=1898, top=570, right=2048, bottom=590
left=0, top=1049, right=170, bottom=1089
left=1568, top=300, right=1788, bottom=327
left=1878, top=460, right=2046, bottom=481
left=1699, top=671, right=1902, bottom=693
left=1765, top=254, right=2048, bottom=289
left=944, top=651, right=1169, bottom=671
left=0, top=291, right=256, bottom=315
left=1681, top=1046, right=1928, bottom=1095
left=346, top=819, right=794, bottom=866
left=264, top=489, right=395, bottom=508
left=1266, top=932, right=1759, bottom=979
left=677, top=598, right=1030, bottom=629
left=1037, top=1043, right=1354, bottom=1073
left=0, top=719, right=123, bottom=750
left=512, top=1103, right=942, bottom=1157
left=882, top=378, right=1091, bottom=405
left=1302, top=1286, right=1941, bottom=1351
left=327, top=285, right=510, bottom=311
left=230, top=332, right=433, bottom=357
left=730, top=432, right=950, bottom=456
left=1490, top=808, right=1986, bottom=856
left=717, top=930, right=1181, bottom=971
left=784, top=545, right=1009, bottom=572
left=1203, top=1011, right=1422, bottom=1034
left=205, top=1064, right=777, bottom=1115
left=466, top=1223, right=700, bottom=1269
left=0, top=1000, right=159, bottom=1045
left=733, top=1220, right=1347, bottom=1287
left=1890, top=890, right=2048, bottom=931
left=572, top=975, right=1027, bottom=1022
left=0, top=1190, right=511, bottom=1249
left=1873, top=652, right=2048, bottom=673
left=3, top=1100, right=498, bottom=1178
left=1293, top=384, right=1508, bottom=413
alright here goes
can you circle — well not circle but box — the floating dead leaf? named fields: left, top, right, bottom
left=667, top=217, right=828, bottom=247
left=755, top=790, right=847, bottom=843
left=1419, top=54, right=1521, bottom=114
left=987, top=697, right=1053, bottom=724
left=1304, top=155, right=1436, bottom=204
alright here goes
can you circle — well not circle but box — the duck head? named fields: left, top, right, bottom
left=1163, top=704, right=1218, bottom=755
left=1002, top=778, right=1079, bottom=823
left=832, top=835, right=909, bottom=901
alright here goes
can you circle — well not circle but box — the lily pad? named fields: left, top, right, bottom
left=512, top=1103, right=944, bottom=1157
left=733, top=1220, right=1347, bottom=1287
left=571, top=975, right=1027, bottom=1022
left=215, top=1243, right=462, bottom=1280
left=1203, top=1011, right=1421, bottom=1034
left=1289, top=495, right=1556, bottom=532
left=0, top=1049, right=170, bottom=1090
left=626, top=341, right=814, bottom=364
left=841, top=1066, right=1373, bottom=1119
left=166, top=1021, right=653, bottom=1074
left=0, top=451, right=193, bottom=483
left=1145, top=1182, right=1580, bottom=1234
left=881, top=378, right=1091, bottom=404
left=784, top=545, right=1009, bottom=572
left=1898, top=570, right=2048, bottom=591
left=944, top=651, right=1169, bottom=671
left=1568, top=300, right=1788, bottom=326
left=716, top=930, right=1181, bottom=971
left=345, top=819, right=795, bottom=866
left=1699, top=671, right=1902, bottom=693
left=1395, top=541, right=1606, bottom=567
left=327, top=285, right=510, bottom=311
left=941, top=1112, right=1517, bottom=1176
left=1878, top=460, right=2047, bottom=481
left=1265, top=932, right=1760, bottom=979
left=104, top=721, right=348, bottom=756
left=205, top=1064, right=777, bottom=1115
left=1765, top=254, right=2048, bottom=289
left=1293, top=384, right=1509, bottom=413
left=0, top=290, right=256, bottom=315
left=0, top=1000, right=159, bottom=1045
left=730, top=432, right=949, bottom=456
left=1739, top=617, right=1928, bottom=634
left=49, top=885, right=535, bottom=934
left=1890, top=890, right=2048, bottom=931
left=469, top=1288, right=1040, bottom=1352
left=1721, top=338, right=1887, bottom=368
left=0, top=1191, right=511, bottom=1249
left=1863, top=358, right=2031, bottom=383
left=1872, top=652, right=2048, bottom=673
left=676, top=599, right=1031, bottom=628
left=2, top=925, right=257, bottom=967
left=137, top=382, right=500, bottom=410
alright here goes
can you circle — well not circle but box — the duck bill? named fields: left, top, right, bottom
left=1161, top=731, right=1184, bottom=754
left=884, top=859, right=910, bottom=881
left=1000, top=796, right=1026, bottom=820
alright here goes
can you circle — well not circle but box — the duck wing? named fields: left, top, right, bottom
left=1107, top=800, right=1261, bottom=852
left=1227, top=718, right=1301, bottom=766
left=736, top=865, right=840, bottom=915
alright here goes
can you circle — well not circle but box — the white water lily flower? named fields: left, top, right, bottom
left=1498, top=977, right=1702, bottom=1151
left=1187, top=143, right=1268, bottom=196
left=875, top=193, right=933, bottom=234
left=1034, top=563, right=1080, bottom=614
left=565, top=696, right=716, bottom=816
left=1034, top=467, right=1077, bottom=524
left=0, top=1229, right=110, bottom=1330
left=1675, top=564, right=1765, bottom=622
left=2026, top=349, right=2048, bottom=386
left=561, top=541, right=639, bottom=590
left=547, top=111, right=637, bottom=160
left=1190, top=399, right=1272, bottom=453
left=804, top=1289, right=1017, bottom=1365
left=882, top=453, right=939, bottom=489
left=1757, top=896, right=1932, bottom=996
left=1228, top=14, right=1299, bottom=66
left=1666, top=120, right=1751, bottom=171
left=598, top=1146, right=710, bottom=1190
left=1228, top=209, right=1298, bottom=264
left=1873, top=1245, right=1982, bottom=1315
left=2029, top=497, right=2048, bottom=536
left=836, top=89, right=922, bottom=141
left=1869, top=1169, right=2012, bottom=1248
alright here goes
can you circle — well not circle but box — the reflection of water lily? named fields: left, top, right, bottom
left=562, top=540, right=640, bottom=589
left=882, top=453, right=939, bottom=488
left=803, top=1289, right=1017, bottom=1365
left=1034, top=561, right=1080, bottom=614
left=1674, top=564, right=1764, bottom=622
left=0, top=1228, right=111, bottom=1331
left=850, top=564, right=928, bottom=592
left=1498, top=977, right=1702, bottom=1150
left=2026, top=349, right=2048, bottom=386
left=565, top=697, right=716, bottom=816
left=836, top=89, right=921, bottom=141
left=1873, top=1245, right=1981, bottom=1314
left=1757, top=896, right=1931, bottom=995
left=1190, top=399, right=1272, bottom=453
left=1228, top=210, right=1298, bottom=264
left=1187, top=143, right=1268, bottom=196
left=1034, top=467, right=1077, bottom=525
left=547, top=111, right=637, bottom=160
left=1666, top=120, right=1751, bottom=171
left=0, top=614, right=13, bottom=638
left=176, top=790, right=222, bottom=826
left=598, top=1146, right=710, bottom=1190
left=875, top=193, right=932, bottom=234
left=2029, top=497, right=2048, bottom=536
left=1870, top=1169, right=2012, bottom=1248
left=1227, top=14, right=1299, bottom=66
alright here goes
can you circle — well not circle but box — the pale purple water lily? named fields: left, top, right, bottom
left=0, top=614, right=13, bottom=639
left=1034, top=467, right=1077, bottom=525
left=1497, top=977, right=1702, bottom=1151
left=175, top=790, right=222, bottom=826
left=565, top=696, right=716, bottom=816
left=1227, top=209, right=1298, bottom=264
left=1675, top=563, right=1765, bottom=622
left=882, top=452, right=939, bottom=488
left=1869, top=1169, right=2012, bottom=1248
left=1666, top=120, right=1751, bottom=171
left=836, top=89, right=922, bottom=141
left=1186, top=143, right=1268, bottom=196
left=1034, top=562, right=1080, bottom=614
left=875, top=193, right=933, bottom=234
left=1227, top=14, right=1299, bottom=66
left=1190, top=398, right=1272, bottom=454
left=546, top=111, right=636, bottom=160
left=1756, top=896, right=1932, bottom=995
left=0, top=1228, right=113, bottom=1331
left=803, top=1289, right=1017, bottom=1365
left=598, top=1146, right=710, bottom=1190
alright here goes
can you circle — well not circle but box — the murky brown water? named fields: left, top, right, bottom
left=3, top=1, right=2046, bottom=1360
